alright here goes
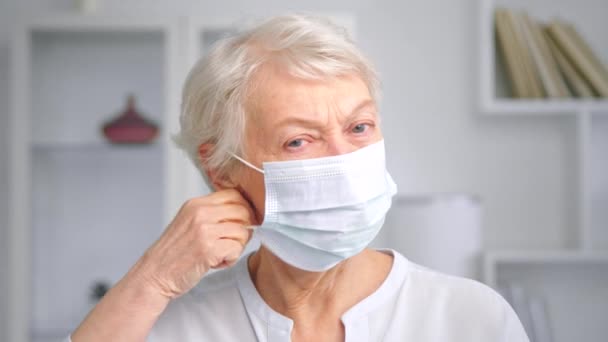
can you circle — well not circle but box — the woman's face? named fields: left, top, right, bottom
left=232, top=65, right=383, bottom=222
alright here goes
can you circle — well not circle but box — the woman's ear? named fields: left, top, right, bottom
left=198, top=143, right=236, bottom=190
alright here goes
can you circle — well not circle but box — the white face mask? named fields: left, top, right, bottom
left=231, top=140, right=397, bottom=272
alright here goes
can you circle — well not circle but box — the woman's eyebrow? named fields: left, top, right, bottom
left=273, top=116, right=323, bottom=129
left=348, top=99, right=376, bottom=117
left=343, top=99, right=377, bottom=123
left=273, top=99, right=377, bottom=129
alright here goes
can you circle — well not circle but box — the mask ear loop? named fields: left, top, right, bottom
left=229, top=154, right=264, bottom=230
left=230, top=153, right=265, bottom=174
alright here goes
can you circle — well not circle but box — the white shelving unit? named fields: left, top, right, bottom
left=479, top=0, right=608, bottom=341
left=7, top=15, right=195, bottom=342
left=484, top=251, right=608, bottom=342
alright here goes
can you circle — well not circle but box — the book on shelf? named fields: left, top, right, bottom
left=493, top=8, right=608, bottom=99
left=544, top=28, right=595, bottom=98
left=495, top=8, right=544, bottom=98
left=546, top=20, right=608, bottom=97
left=495, top=9, right=528, bottom=98
left=511, top=11, right=545, bottom=98
left=521, top=13, right=570, bottom=98
left=562, top=22, right=608, bottom=85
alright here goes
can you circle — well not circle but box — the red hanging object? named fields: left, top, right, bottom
left=102, top=95, right=159, bottom=144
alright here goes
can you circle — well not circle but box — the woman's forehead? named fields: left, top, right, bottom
left=246, top=70, right=375, bottom=129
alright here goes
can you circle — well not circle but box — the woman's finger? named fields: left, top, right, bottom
left=208, top=239, right=246, bottom=269
left=201, top=188, right=252, bottom=207
left=195, top=204, right=254, bottom=225
left=206, top=222, right=253, bottom=246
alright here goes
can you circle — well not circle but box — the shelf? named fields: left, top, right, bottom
left=6, top=16, right=181, bottom=341
left=478, top=1, right=608, bottom=339
left=484, top=250, right=608, bottom=342
left=30, top=30, right=164, bottom=144
left=485, top=250, right=608, bottom=266
left=7, top=14, right=188, bottom=342
left=30, top=132, right=165, bottom=332
left=482, top=99, right=608, bottom=115
left=484, top=250, right=608, bottom=287
left=479, top=0, right=608, bottom=115
left=478, top=0, right=608, bottom=254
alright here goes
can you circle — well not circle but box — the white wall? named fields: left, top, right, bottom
left=1, top=0, right=604, bottom=339
left=0, top=1, right=16, bottom=339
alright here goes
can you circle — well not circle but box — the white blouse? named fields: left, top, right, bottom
left=67, top=249, right=529, bottom=341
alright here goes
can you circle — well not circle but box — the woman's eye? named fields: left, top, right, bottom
left=352, top=123, right=368, bottom=134
left=287, top=139, right=305, bottom=148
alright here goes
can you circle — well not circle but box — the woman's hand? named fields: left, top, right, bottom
left=71, top=189, right=256, bottom=342
left=135, top=189, right=256, bottom=299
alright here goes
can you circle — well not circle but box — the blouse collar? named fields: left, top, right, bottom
left=235, top=249, right=409, bottom=340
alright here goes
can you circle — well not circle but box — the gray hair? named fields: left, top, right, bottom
left=172, top=14, right=380, bottom=185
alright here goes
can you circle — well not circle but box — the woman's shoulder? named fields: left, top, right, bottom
left=403, top=258, right=509, bottom=313
left=384, top=250, right=497, bottom=301
left=388, top=253, right=529, bottom=341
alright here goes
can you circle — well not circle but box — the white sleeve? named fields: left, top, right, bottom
left=63, top=335, right=72, bottom=342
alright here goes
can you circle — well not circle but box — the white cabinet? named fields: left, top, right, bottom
left=479, top=0, right=608, bottom=341
left=484, top=252, right=608, bottom=342
left=7, top=15, right=194, bottom=342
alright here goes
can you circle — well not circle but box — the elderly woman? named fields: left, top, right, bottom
left=69, top=15, right=528, bottom=342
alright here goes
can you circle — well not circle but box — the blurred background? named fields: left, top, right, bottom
left=0, top=0, right=607, bottom=342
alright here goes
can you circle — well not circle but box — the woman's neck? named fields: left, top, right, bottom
left=247, top=246, right=393, bottom=323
